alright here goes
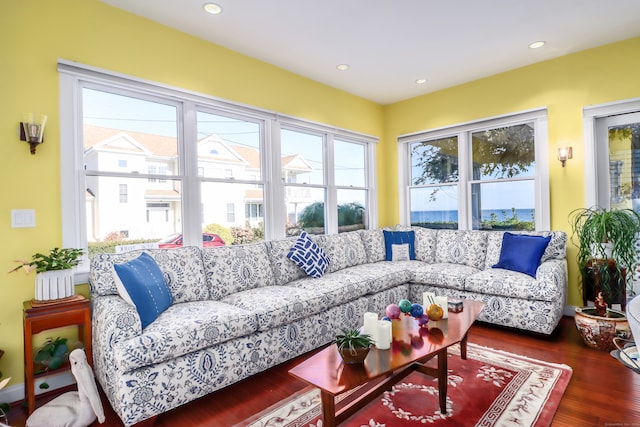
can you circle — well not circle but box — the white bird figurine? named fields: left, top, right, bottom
left=26, top=348, right=105, bottom=427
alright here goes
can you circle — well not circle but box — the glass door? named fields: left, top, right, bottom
left=595, top=112, right=640, bottom=297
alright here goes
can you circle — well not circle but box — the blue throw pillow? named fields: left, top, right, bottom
left=492, top=232, right=551, bottom=278
left=287, top=231, right=330, bottom=278
left=113, top=252, right=173, bottom=329
left=383, top=230, right=416, bottom=261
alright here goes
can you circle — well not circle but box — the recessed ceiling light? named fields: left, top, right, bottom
left=336, top=64, right=350, bottom=71
left=415, top=78, right=428, bottom=85
left=529, top=41, right=545, bottom=49
left=203, top=3, right=223, bottom=15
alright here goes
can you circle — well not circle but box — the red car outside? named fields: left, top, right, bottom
left=157, top=233, right=225, bottom=248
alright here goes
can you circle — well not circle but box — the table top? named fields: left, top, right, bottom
left=289, top=299, right=485, bottom=395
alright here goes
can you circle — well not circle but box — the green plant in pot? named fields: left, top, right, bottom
left=569, top=207, right=639, bottom=350
left=570, top=207, right=640, bottom=310
left=9, top=247, right=84, bottom=301
left=333, top=329, right=373, bottom=364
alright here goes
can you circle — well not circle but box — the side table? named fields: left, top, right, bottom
left=23, top=295, right=92, bottom=414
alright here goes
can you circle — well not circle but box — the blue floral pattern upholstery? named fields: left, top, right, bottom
left=202, top=243, right=276, bottom=299
left=90, top=246, right=208, bottom=302
left=90, top=229, right=567, bottom=426
left=435, top=230, right=488, bottom=269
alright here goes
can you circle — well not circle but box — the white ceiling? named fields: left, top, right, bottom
left=101, top=0, right=640, bottom=105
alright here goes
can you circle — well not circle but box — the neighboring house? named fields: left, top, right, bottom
left=82, top=125, right=313, bottom=242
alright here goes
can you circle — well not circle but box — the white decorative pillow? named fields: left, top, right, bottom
left=286, top=231, right=331, bottom=278
left=391, top=243, right=411, bottom=261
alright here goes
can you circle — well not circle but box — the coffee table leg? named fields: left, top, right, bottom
left=320, top=391, right=336, bottom=427
left=438, top=350, right=448, bottom=414
left=460, top=333, right=468, bottom=360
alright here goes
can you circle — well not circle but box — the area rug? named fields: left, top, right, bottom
left=238, top=343, right=572, bottom=427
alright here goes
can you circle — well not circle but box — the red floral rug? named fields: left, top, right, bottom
left=238, top=343, right=572, bottom=427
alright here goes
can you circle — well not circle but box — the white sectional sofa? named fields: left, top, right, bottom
left=89, top=227, right=567, bottom=426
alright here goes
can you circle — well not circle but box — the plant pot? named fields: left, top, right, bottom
left=574, top=307, right=631, bottom=351
left=35, top=270, right=75, bottom=301
left=338, top=346, right=370, bottom=364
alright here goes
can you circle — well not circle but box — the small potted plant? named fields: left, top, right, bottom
left=9, top=247, right=84, bottom=301
left=333, top=329, right=373, bottom=364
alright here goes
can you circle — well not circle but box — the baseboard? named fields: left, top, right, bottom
left=0, top=370, right=75, bottom=406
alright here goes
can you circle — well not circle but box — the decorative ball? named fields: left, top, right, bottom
left=418, top=314, right=430, bottom=327
left=398, top=299, right=412, bottom=313
left=410, top=303, right=424, bottom=318
left=385, top=304, right=401, bottom=319
left=382, top=316, right=391, bottom=322
left=426, top=303, right=444, bottom=321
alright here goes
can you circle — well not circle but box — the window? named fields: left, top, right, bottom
left=119, top=184, right=128, bottom=203
left=399, top=110, right=549, bottom=230
left=59, top=60, right=377, bottom=278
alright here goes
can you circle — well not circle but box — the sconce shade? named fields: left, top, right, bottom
left=557, top=146, right=572, bottom=167
left=20, top=113, right=47, bottom=154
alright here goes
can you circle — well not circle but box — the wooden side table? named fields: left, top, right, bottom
left=22, top=295, right=92, bottom=414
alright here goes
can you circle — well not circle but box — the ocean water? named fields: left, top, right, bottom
left=411, top=208, right=534, bottom=223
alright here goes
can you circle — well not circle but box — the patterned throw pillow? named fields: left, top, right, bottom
left=113, top=252, right=173, bottom=328
left=383, top=230, right=416, bottom=261
left=287, top=231, right=331, bottom=278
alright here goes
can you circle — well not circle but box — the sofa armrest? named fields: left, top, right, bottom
left=92, top=295, right=142, bottom=349
left=535, top=259, right=568, bottom=301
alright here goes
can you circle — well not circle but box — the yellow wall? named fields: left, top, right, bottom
left=0, top=0, right=382, bottom=389
left=382, top=36, right=640, bottom=311
left=2, top=0, right=640, bottom=393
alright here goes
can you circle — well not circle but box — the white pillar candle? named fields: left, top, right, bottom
left=377, top=320, right=392, bottom=350
left=363, top=312, right=379, bottom=344
left=423, top=291, right=436, bottom=308
left=435, top=296, right=449, bottom=319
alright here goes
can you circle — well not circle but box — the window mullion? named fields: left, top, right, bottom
left=325, top=134, right=337, bottom=234
left=458, top=132, right=471, bottom=230
left=182, top=101, right=201, bottom=247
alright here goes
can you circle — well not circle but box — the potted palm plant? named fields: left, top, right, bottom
left=569, top=207, right=640, bottom=350
left=333, top=329, right=373, bottom=364
left=9, top=247, right=84, bottom=301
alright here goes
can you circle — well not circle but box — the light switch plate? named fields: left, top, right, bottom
left=11, top=209, right=36, bottom=228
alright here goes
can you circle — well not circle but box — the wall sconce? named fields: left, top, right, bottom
left=557, top=146, right=572, bottom=167
left=19, top=113, right=47, bottom=155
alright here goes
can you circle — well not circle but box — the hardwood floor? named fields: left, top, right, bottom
left=7, top=316, right=640, bottom=426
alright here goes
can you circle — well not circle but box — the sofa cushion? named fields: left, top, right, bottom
left=113, top=301, right=258, bottom=372
left=484, top=230, right=567, bottom=270
left=338, top=262, right=414, bottom=294
left=314, top=231, right=368, bottom=273
left=464, top=268, right=561, bottom=302
left=267, top=237, right=310, bottom=286
left=286, top=271, right=371, bottom=306
left=492, top=232, right=551, bottom=278
left=359, top=229, right=386, bottom=263
left=413, top=227, right=438, bottom=263
left=383, top=230, right=416, bottom=261
left=435, top=230, right=488, bottom=269
left=203, top=243, right=276, bottom=300
left=410, top=262, right=481, bottom=291
left=287, top=231, right=331, bottom=278
left=113, top=252, right=173, bottom=329
left=90, top=246, right=209, bottom=303
left=221, top=286, right=329, bottom=331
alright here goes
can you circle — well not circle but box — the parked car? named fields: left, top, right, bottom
left=157, top=233, right=225, bottom=248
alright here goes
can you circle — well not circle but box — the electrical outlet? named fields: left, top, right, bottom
left=11, top=209, right=36, bottom=228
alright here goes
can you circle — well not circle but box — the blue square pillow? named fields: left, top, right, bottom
left=383, top=230, right=416, bottom=261
left=492, top=232, right=551, bottom=278
left=113, top=252, right=173, bottom=329
left=287, top=231, right=330, bottom=278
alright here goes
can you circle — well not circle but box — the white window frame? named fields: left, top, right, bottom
left=583, top=97, right=640, bottom=208
left=58, top=60, right=378, bottom=282
left=397, top=108, right=550, bottom=230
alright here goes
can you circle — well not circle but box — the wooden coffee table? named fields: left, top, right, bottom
left=289, top=299, right=485, bottom=427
